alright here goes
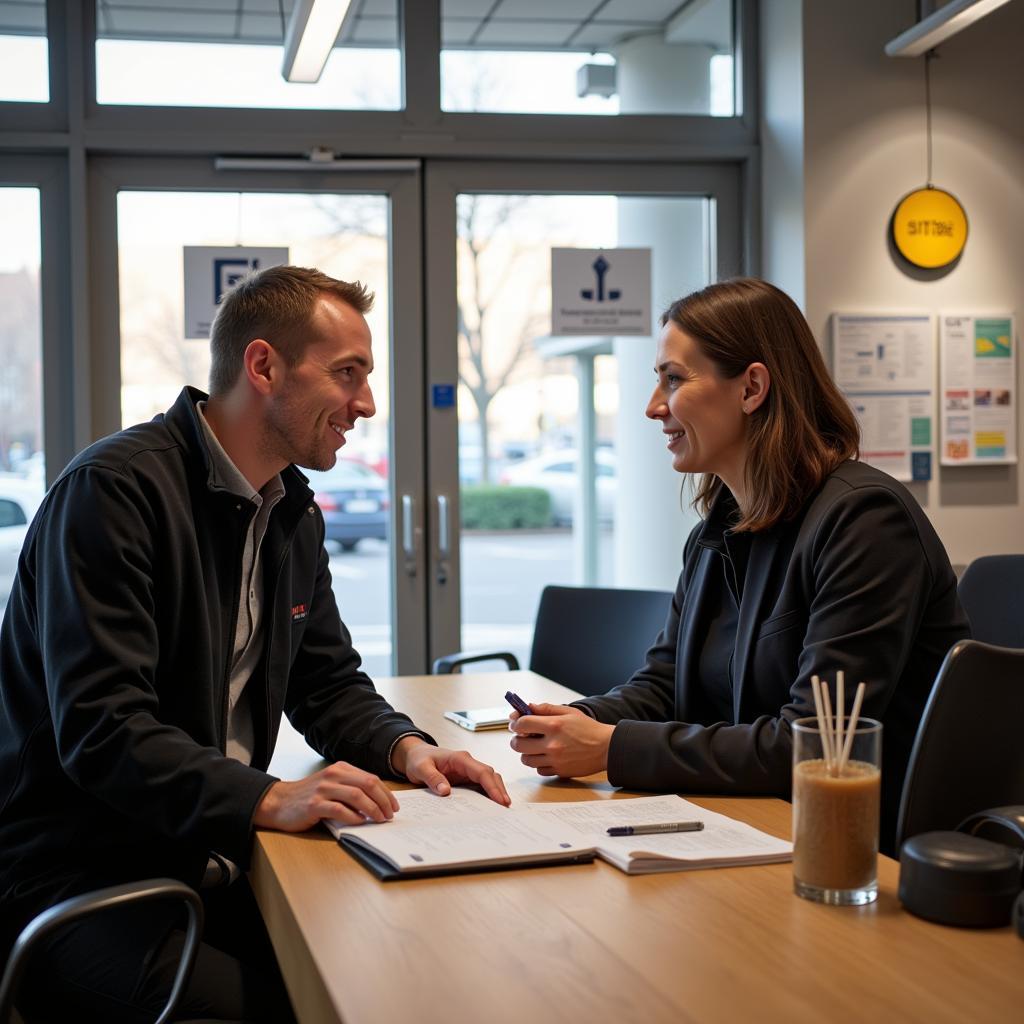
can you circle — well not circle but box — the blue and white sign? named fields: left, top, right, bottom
left=432, top=384, right=456, bottom=409
left=550, top=247, right=651, bottom=337
left=183, top=246, right=289, bottom=338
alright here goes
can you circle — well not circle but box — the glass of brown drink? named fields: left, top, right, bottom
left=792, top=717, right=882, bottom=905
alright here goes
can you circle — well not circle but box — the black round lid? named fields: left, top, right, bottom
left=899, top=831, right=1022, bottom=928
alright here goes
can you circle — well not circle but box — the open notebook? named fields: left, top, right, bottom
left=325, top=790, right=792, bottom=880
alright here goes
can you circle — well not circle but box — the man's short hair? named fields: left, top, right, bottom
left=208, top=265, right=374, bottom=396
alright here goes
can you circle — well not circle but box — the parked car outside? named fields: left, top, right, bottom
left=304, top=460, right=389, bottom=552
left=499, top=450, right=616, bottom=525
left=0, top=477, right=44, bottom=605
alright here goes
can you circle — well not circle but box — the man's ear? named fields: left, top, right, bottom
left=741, top=362, right=770, bottom=414
left=243, top=339, right=278, bottom=396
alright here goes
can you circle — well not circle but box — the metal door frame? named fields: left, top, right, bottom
left=86, top=156, right=429, bottom=671
left=423, top=159, right=746, bottom=665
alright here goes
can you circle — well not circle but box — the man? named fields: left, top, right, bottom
left=0, top=266, right=508, bottom=1021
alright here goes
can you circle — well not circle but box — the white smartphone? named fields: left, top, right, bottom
left=443, top=706, right=512, bottom=731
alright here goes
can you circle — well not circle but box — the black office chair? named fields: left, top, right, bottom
left=957, top=554, right=1024, bottom=648
left=0, top=878, right=203, bottom=1024
left=433, top=584, right=673, bottom=697
left=894, top=640, right=1024, bottom=852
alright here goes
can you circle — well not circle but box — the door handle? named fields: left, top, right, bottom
left=401, top=494, right=417, bottom=577
left=437, top=494, right=450, bottom=559
left=436, top=494, right=450, bottom=585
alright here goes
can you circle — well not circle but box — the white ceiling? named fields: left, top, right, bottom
left=0, top=0, right=732, bottom=53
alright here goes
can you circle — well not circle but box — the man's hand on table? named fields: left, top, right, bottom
left=392, top=736, right=511, bottom=806
left=254, top=762, right=400, bottom=831
left=509, top=702, right=615, bottom=778
left=254, top=740, right=510, bottom=834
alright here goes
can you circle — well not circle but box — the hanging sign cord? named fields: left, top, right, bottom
left=924, top=50, right=935, bottom=189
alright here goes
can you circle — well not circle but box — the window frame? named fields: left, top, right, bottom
left=0, top=0, right=65, bottom=129
left=71, top=1, right=756, bottom=162
left=0, top=0, right=762, bottom=670
left=0, top=155, right=78, bottom=482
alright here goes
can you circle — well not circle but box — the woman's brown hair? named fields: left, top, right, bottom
left=661, top=277, right=860, bottom=532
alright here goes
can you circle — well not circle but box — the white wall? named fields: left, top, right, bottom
left=792, top=0, right=1024, bottom=565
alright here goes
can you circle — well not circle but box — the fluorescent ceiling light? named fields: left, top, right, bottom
left=282, top=0, right=354, bottom=83
left=885, top=0, right=1015, bottom=57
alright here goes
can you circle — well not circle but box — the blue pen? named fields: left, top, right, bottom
left=504, top=690, right=532, bottom=717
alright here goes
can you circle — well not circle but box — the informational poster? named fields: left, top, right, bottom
left=551, top=248, right=651, bottom=336
left=831, top=313, right=935, bottom=482
left=939, top=314, right=1017, bottom=465
left=183, top=246, right=289, bottom=338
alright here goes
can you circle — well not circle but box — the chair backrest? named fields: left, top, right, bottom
left=895, top=640, right=1024, bottom=850
left=957, top=554, right=1024, bottom=648
left=528, top=585, right=673, bottom=698
left=0, top=878, right=202, bottom=1024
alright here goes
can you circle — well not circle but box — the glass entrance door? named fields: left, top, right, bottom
left=0, top=184, right=44, bottom=616
left=425, top=161, right=743, bottom=668
left=87, top=157, right=744, bottom=676
left=90, top=158, right=426, bottom=674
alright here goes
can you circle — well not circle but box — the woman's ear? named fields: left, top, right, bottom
left=741, top=362, right=770, bottom=414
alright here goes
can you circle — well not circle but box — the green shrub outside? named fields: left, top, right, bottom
left=460, top=485, right=551, bottom=530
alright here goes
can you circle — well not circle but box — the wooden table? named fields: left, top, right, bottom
left=253, top=672, right=1022, bottom=1024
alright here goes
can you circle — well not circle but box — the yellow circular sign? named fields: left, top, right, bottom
left=891, top=187, right=968, bottom=269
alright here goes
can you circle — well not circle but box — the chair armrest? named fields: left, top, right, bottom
left=0, top=878, right=203, bottom=1024
left=432, top=650, right=520, bottom=674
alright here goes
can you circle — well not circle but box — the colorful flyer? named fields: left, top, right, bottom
left=830, top=313, right=935, bottom=482
left=939, top=314, right=1017, bottom=465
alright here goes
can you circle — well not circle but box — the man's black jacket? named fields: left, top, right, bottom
left=0, top=387, right=422, bottom=944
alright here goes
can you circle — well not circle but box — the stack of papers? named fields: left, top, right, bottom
left=325, top=791, right=792, bottom=878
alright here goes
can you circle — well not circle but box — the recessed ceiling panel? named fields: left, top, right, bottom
left=476, top=20, right=579, bottom=46
left=350, top=15, right=399, bottom=45
left=442, top=18, right=481, bottom=45
left=0, top=0, right=46, bottom=35
left=237, top=13, right=284, bottom=42
left=597, top=0, right=679, bottom=19
left=571, top=22, right=660, bottom=49
left=105, top=10, right=239, bottom=40
left=493, top=0, right=599, bottom=16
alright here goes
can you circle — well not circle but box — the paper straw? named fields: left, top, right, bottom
left=836, top=670, right=845, bottom=772
left=838, top=682, right=867, bottom=773
left=811, top=674, right=834, bottom=771
left=821, top=682, right=837, bottom=776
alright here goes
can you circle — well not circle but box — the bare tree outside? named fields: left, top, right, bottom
left=456, top=193, right=550, bottom=484
left=129, top=293, right=205, bottom=384
left=0, top=269, right=42, bottom=471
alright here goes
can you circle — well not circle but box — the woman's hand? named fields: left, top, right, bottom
left=509, top=702, right=615, bottom=778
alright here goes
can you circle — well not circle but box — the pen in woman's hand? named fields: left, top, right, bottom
left=504, top=691, right=532, bottom=717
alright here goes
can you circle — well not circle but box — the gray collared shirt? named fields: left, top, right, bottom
left=197, top=402, right=285, bottom=766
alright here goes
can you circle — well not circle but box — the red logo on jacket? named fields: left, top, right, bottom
left=291, top=603, right=308, bottom=622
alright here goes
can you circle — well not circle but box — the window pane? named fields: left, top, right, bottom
left=456, top=192, right=710, bottom=664
left=0, top=186, right=44, bottom=611
left=96, top=0, right=400, bottom=110
left=0, top=0, right=48, bottom=102
left=116, top=190, right=396, bottom=675
left=441, top=0, right=734, bottom=117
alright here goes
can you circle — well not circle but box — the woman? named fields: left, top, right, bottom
left=510, top=278, right=968, bottom=853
